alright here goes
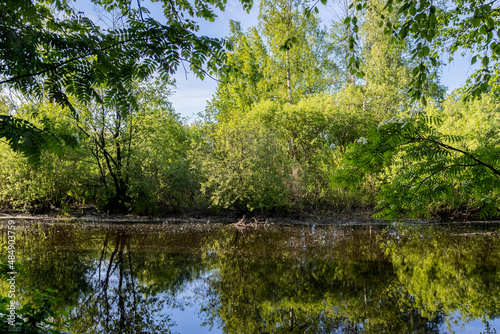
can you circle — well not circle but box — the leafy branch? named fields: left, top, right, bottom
left=340, top=113, right=500, bottom=218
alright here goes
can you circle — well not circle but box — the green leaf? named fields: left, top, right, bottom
left=487, top=18, right=495, bottom=29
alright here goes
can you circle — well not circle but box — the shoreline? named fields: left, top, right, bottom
left=1, top=212, right=499, bottom=226
left=0, top=212, right=379, bottom=225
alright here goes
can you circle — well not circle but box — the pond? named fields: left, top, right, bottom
left=1, top=220, right=500, bottom=333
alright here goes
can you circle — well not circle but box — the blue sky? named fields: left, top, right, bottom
left=75, top=1, right=474, bottom=120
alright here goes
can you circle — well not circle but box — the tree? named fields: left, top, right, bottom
left=205, top=21, right=271, bottom=120
left=0, top=0, right=252, bottom=158
left=361, top=0, right=411, bottom=90
left=259, top=0, right=338, bottom=104
left=326, top=0, right=500, bottom=219
left=205, top=0, right=338, bottom=121
left=193, top=112, right=291, bottom=212
left=339, top=94, right=500, bottom=219
left=343, top=0, right=500, bottom=102
left=128, top=85, right=203, bottom=214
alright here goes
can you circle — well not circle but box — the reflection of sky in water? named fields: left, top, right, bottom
left=449, top=317, right=500, bottom=334
left=169, top=271, right=223, bottom=334
left=85, top=258, right=222, bottom=334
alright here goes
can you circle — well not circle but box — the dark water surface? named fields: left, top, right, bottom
left=1, top=220, right=500, bottom=333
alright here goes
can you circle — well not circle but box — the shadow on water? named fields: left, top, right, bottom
left=1, top=221, right=500, bottom=333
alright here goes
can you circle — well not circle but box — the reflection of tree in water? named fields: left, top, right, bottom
left=3, top=222, right=500, bottom=333
left=199, top=225, right=444, bottom=334
left=1, top=223, right=211, bottom=334
left=70, top=231, right=175, bottom=334
left=0, top=223, right=94, bottom=310
left=384, top=224, right=500, bottom=331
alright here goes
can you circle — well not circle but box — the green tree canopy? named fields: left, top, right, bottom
left=205, top=0, right=338, bottom=121
left=1, top=0, right=252, bottom=107
left=339, top=94, right=500, bottom=219
left=0, top=0, right=252, bottom=160
left=343, top=0, right=500, bottom=102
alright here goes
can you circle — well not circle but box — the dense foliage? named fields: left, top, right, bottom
left=0, top=0, right=252, bottom=107
left=0, top=0, right=498, bottom=219
left=345, top=0, right=500, bottom=102
left=340, top=96, right=500, bottom=219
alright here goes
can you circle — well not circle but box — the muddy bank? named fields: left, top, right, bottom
left=0, top=210, right=404, bottom=226
left=3, top=206, right=499, bottom=225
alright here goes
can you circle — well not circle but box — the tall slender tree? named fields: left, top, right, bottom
left=260, top=0, right=337, bottom=103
